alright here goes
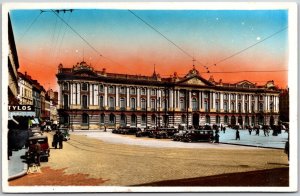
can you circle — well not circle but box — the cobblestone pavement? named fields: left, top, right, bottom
left=30, top=132, right=289, bottom=186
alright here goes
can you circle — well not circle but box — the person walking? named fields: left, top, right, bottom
left=235, top=129, right=240, bottom=140
left=256, top=127, right=260, bottom=136
left=223, top=126, right=226, bottom=133
left=215, top=133, right=220, bottom=143
left=248, top=127, right=252, bottom=135
left=58, top=131, right=64, bottom=149
left=53, top=131, right=59, bottom=149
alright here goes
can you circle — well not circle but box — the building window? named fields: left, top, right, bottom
left=204, top=101, right=208, bottom=112
left=99, top=84, right=104, bottom=92
left=205, top=115, right=210, bottom=124
left=180, top=99, right=185, bottom=111
left=141, top=88, right=146, bottom=95
left=82, top=83, right=88, bottom=91
left=251, top=103, right=255, bottom=112
left=63, top=83, right=68, bottom=90
left=130, top=87, right=136, bottom=95
left=63, top=94, right=69, bottom=109
left=162, top=99, right=167, bottom=110
left=109, top=113, right=115, bottom=124
left=151, top=115, right=156, bottom=125
left=216, top=93, right=220, bottom=99
left=151, top=89, right=156, bottom=96
left=259, top=103, right=264, bottom=112
left=238, top=94, right=242, bottom=100
left=224, top=94, right=228, bottom=100
left=108, top=86, right=115, bottom=94
left=224, top=115, right=229, bottom=124
left=120, top=86, right=125, bottom=94
left=231, top=102, right=235, bottom=112
left=142, top=114, right=147, bottom=124
left=109, top=97, right=115, bottom=109
left=120, top=114, right=126, bottom=125
left=181, top=114, right=186, bottom=124
left=150, top=99, right=156, bottom=110
left=82, top=95, right=88, bottom=109
left=270, top=103, right=274, bottom=112
left=259, top=95, right=263, bottom=101
left=141, top=98, right=146, bottom=110
left=216, top=115, right=220, bottom=124
left=130, top=98, right=136, bottom=110
left=100, top=114, right=105, bottom=124
left=231, top=94, right=235, bottom=100
left=192, top=98, right=198, bottom=111
left=120, top=97, right=125, bottom=109
left=99, top=96, right=104, bottom=108
left=245, top=103, right=248, bottom=113
left=252, top=95, right=255, bottom=101
left=131, top=114, right=137, bottom=126
left=224, top=102, right=228, bottom=112
left=179, top=91, right=185, bottom=97
left=270, top=96, right=273, bottom=101
left=245, top=94, right=248, bottom=100
left=82, top=113, right=89, bottom=125
left=216, top=101, right=220, bottom=112
left=238, top=103, right=242, bottom=113
left=204, top=92, right=208, bottom=98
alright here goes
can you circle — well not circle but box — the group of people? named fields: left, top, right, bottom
left=52, top=131, right=64, bottom=149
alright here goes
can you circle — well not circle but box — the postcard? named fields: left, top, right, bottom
left=2, top=2, right=298, bottom=193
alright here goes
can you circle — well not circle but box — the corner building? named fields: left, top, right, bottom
left=57, top=61, right=280, bottom=130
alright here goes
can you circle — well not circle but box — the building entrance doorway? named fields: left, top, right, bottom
left=192, top=113, right=199, bottom=128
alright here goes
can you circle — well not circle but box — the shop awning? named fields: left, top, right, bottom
left=8, top=111, right=35, bottom=119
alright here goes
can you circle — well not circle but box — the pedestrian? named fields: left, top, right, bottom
left=284, top=140, right=289, bottom=161
left=104, top=125, right=107, bottom=132
left=214, top=133, right=220, bottom=143
left=248, top=127, right=252, bottom=135
left=58, top=131, right=64, bottom=149
left=223, top=126, right=226, bottom=133
left=30, top=140, right=41, bottom=166
left=235, top=129, right=240, bottom=140
left=256, top=127, right=259, bottom=136
left=52, top=131, right=59, bottom=149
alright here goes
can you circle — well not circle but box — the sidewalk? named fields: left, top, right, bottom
left=8, top=148, right=28, bottom=181
left=218, top=129, right=288, bottom=149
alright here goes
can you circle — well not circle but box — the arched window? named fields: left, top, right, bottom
left=192, top=98, right=198, bottom=111
left=151, top=114, right=156, bottom=125
left=100, top=113, right=105, bottom=124
left=151, top=99, right=156, bottom=110
left=224, top=115, right=229, bottom=124
left=99, top=84, right=104, bottom=92
left=238, top=102, right=242, bottom=113
left=99, top=96, right=104, bottom=108
left=120, top=114, right=126, bottom=125
left=63, top=82, right=69, bottom=90
left=216, top=101, right=220, bottom=112
left=270, top=102, right=274, bottom=112
left=130, top=98, right=136, bottom=110
left=251, top=103, right=255, bottom=112
left=141, top=88, right=146, bottom=95
left=259, top=103, right=264, bottom=112
left=82, top=95, right=88, bottom=109
left=216, top=115, right=220, bottom=124
left=109, top=97, right=115, bottom=109
left=181, top=114, right=186, bottom=124
left=162, top=99, right=167, bottom=109
left=108, top=86, right=115, bottom=94
left=224, top=102, right=228, bottom=112
left=141, top=98, right=146, bottom=110
left=120, top=86, right=125, bottom=94
left=231, top=102, right=235, bottom=112
left=130, top=87, right=136, bottom=95
left=131, top=114, right=137, bottom=126
left=109, top=113, right=115, bottom=124
left=82, top=83, right=88, bottom=91
left=120, top=97, right=125, bottom=109
left=204, top=101, right=208, bottom=112
left=63, top=94, right=69, bottom=109
left=82, top=113, right=89, bottom=125
left=206, top=115, right=210, bottom=124
left=180, top=99, right=186, bottom=111
left=142, top=114, right=147, bottom=124
left=151, top=89, right=156, bottom=96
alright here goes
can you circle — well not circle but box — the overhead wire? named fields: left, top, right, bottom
left=210, top=26, right=288, bottom=67
left=128, top=10, right=207, bottom=71
left=17, top=12, right=42, bottom=41
left=51, top=9, right=131, bottom=72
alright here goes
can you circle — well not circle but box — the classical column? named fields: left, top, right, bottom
left=242, top=94, right=245, bottom=113
left=201, top=91, right=204, bottom=110
left=188, top=90, right=192, bottom=109
left=264, top=95, right=268, bottom=112
left=58, top=83, right=62, bottom=108
left=220, top=93, right=224, bottom=111
left=126, top=87, right=130, bottom=108
left=94, top=84, right=98, bottom=106
left=137, top=87, right=140, bottom=108
left=235, top=94, right=238, bottom=112
left=158, top=89, right=162, bottom=109
left=255, top=96, right=258, bottom=112
left=198, top=91, right=201, bottom=110
left=147, top=88, right=150, bottom=108
left=77, top=83, right=81, bottom=105
left=212, top=92, right=216, bottom=109
left=104, top=85, right=108, bottom=107
left=169, top=89, right=173, bottom=110
left=228, top=93, right=231, bottom=111
left=116, top=86, right=119, bottom=108
left=176, top=90, right=179, bottom=108
left=248, top=94, right=251, bottom=113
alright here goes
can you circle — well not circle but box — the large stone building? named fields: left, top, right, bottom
left=57, top=61, right=281, bottom=130
left=17, top=72, right=33, bottom=105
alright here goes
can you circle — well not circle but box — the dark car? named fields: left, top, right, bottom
left=121, top=127, right=141, bottom=135
left=26, top=135, right=50, bottom=162
left=136, top=128, right=152, bottom=137
left=155, top=128, right=178, bottom=139
left=173, top=130, right=188, bottom=141
left=181, top=130, right=214, bottom=142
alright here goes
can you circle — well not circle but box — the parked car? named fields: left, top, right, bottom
left=136, top=128, right=152, bottom=137
left=155, top=128, right=178, bottom=139
left=26, top=135, right=50, bottom=162
left=121, top=127, right=141, bottom=135
left=181, top=130, right=214, bottom=142
left=173, top=130, right=188, bottom=141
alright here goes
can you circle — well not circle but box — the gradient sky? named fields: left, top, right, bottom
left=10, top=9, right=288, bottom=91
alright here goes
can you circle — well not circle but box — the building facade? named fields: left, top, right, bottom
left=17, top=72, right=33, bottom=105
left=57, top=61, right=280, bottom=130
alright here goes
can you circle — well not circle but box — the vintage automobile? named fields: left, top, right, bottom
left=181, top=130, right=214, bottom=143
left=136, top=128, right=152, bottom=137
left=26, top=135, right=50, bottom=162
left=121, top=127, right=141, bottom=135
left=172, top=130, right=188, bottom=141
left=155, top=128, right=178, bottom=139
